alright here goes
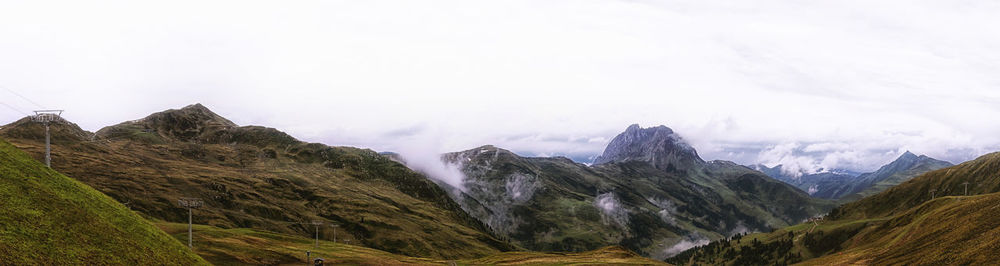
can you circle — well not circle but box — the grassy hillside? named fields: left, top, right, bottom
left=0, top=104, right=512, bottom=259
left=154, top=221, right=669, bottom=265
left=836, top=153, right=953, bottom=203
left=0, top=139, right=207, bottom=265
left=803, top=194, right=1000, bottom=265
left=668, top=152, right=1000, bottom=265
left=832, top=152, right=1000, bottom=219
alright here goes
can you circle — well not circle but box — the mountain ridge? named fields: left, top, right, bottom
left=0, top=104, right=515, bottom=259
left=423, top=125, right=834, bottom=259
left=670, top=151, right=1000, bottom=265
left=753, top=151, right=951, bottom=201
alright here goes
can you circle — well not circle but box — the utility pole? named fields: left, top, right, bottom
left=330, top=224, right=339, bottom=244
left=177, top=197, right=204, bottom=248
left=962, top=182, right=970, bottom=196
left=31, top=110, right=63, bottom=168
left=311, top=220, right=323, bottom=248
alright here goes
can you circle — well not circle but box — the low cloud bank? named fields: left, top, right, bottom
left=662, top=234, right=711, bottom=258
left=392, top=134, right=467, bottom=192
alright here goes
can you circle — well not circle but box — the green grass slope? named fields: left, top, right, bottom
left=154, top=221, right=669, bottom=265
left=0, top=139, right=207, bottom=265
left=802, top=194, right=1000, bottom=265
left=832, top=152, right=1000, bottom=220
left=668, top=151, right=1000, bottom=265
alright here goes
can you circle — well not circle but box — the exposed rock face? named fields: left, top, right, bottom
left=593, top=124, right=704, bottom=172
left=436, top=145, right=540, bottom=237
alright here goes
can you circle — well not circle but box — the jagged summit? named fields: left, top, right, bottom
left=592, top=124, right=703, bottom=172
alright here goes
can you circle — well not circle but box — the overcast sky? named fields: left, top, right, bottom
left=2, top=0, right=999, bottom=174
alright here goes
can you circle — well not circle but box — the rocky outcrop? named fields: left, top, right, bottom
left=592, top=124, right=704, bottom=173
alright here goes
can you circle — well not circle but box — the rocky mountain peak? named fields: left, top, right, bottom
left=886, top=151, right=937, bottom=170
left=138, top=103, right=236, bottom=128
left=853, top=151, right=952, bottom=185
left=593, top=124, right=704, bottom=172
left=95, top=103, right=237, bottom=142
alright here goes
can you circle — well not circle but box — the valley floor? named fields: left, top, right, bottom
left=155, top=222, right=670, bottom=265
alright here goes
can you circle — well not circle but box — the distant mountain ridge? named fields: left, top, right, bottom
left=672, top=151, right=1000, bottom=265
left=838, top=151, right=952, bottom=201
left=423, top=125, right=833, bottom=259
left=751, top=164, right=858, bottom=198
left=752, top=151, right=951, bottom=201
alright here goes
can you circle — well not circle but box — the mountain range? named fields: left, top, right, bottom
left=753, top=152, right=952, bottom=202
left=411, top=124, right=834, bottom=259
left=3, top=103, right=984, bottom=264
left=0, top=104, right=514, bottom=260
left=670, top=151, right=1000, bottom=265
left=0, top=133, right=662, bottom=265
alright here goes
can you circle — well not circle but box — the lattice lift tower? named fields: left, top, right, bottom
left=178, top=197, right=204, bottom=248
left=31, top=110, right=63, bottom=167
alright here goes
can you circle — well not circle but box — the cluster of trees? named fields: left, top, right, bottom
left=666, top=232, right=803, bottom=266
left=801, top=224, right=864, bottom=255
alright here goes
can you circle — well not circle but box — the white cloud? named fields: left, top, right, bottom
left=390, top=127, right=468, bottom=191
left=661, top=234, right=710, bottom=259
left=595, top=192, right=629, bottom=227
left=756, top=143, right=824, bottom=177
left=803, top=143, right=850, bottom=153
left=0, top=0, right=998, bottom=172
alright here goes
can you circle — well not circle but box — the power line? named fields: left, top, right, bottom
left=0, top=101, right=29, bottom=116
left=1, top=86, right=45, bottom=109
